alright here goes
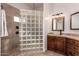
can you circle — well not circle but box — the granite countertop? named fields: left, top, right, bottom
left=47, top=34, right=79, bottom=40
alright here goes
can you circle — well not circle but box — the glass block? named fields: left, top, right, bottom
left=32, top=36, right=35, bottom=39
left=23, top=28, right=26, bottom=31
left=36, top=16, right=38, bottom=19
left=36, top=32, right=39, bottom=35
left=40, top=36, right=43, bottom=39
left=34, top=36, right=36, bottom=39
left=31, top=16, right=35, bottom=19
left=23, top=41, right=26, bottom=44
left=32, top=24, right=35, bottom=27
left=27, top=41, right=31, bottom=44
left=32, top=19, right=35, bottom=23
left=36, top=44, right=39, bottom=47
left=27, top=28, right=30, bottom=31
left=40, top=19, right=43, bottom=23
left=27, top=32, right=29, bottom=35
left=36, top=36, right=39, bottom=39
left=22, top=37, right=26, bottom=39
left=32, top=40, right=35, bottom=43
left=19, top=32, right=21, bottom=35
left=40, top=40, right=43, bottom=43
left=30, top=24, right=33, bottom=28
left=36, top=28, right=39, bottom=31
left=23, top=24, right=26, bottom=27
left=20, top=41, right=22, bottom=44
left=34, top=45, right=36, bottom=47
left=23, top=45, right=26, bottom=48
left=29, top=45, right=32, bottom=48
left=36, top=40, right=39, bottom=43
left=36, top=24, right=39, bottom=27
left=30, top=45, right=33, bottom=48
left=32, top=32, right=36, bottom=35
left=40, top=32, right=43, bottom=35
left=40, top=28, right=43, bottom=31
left=27, top=24, right=30, bottom=27
left=23, top=32, right=26, bottom=35
left=27, top=36, right=30, bottom=39
left=36, top=20, right=39, bottom=23
left=40, top=24, right=43, bottom=28
left=40, top=44, right=43, bottom=47
left=32, top=45, right=35, bottom=47
left=27, top=19, right=30, bottom=22
left=32, top=28, right=35, bottom=31
left=27, top=45, right=30, bottom=48
left=40, top=48, right=43, bottom=50
left=28, top=45, right=32, bottom=48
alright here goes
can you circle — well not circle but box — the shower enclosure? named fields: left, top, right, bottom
left=0, top=3, right=44, bottom=55
left=19, top=10, right=44, bottom=52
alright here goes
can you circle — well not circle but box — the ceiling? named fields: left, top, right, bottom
left=8, top=3, right=43, bottom=10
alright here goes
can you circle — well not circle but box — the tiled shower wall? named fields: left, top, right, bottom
left=1, top=3, right=20, bottom=55
left=0, top=3, right=1, bottom=56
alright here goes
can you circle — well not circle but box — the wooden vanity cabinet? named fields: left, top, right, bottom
left=66, top=38, right=79, bottom=56
left=47, top=35, right=79, bottom=56
left=47, top=35, right=66, bottom=54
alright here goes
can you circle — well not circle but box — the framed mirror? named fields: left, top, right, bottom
left=52, top=16, right=64, bottom=31
left=70, top=12, right=79, bottom=30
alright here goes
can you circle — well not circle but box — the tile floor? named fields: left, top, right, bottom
left=10, top=50, right=64, bottom=56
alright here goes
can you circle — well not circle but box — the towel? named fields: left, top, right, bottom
left=1, top=9, right=8, bottom=37
left=0, top=10, right=2, bottom=37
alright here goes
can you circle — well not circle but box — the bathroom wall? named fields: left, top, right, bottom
left=43, top=3, right=79, bottom=50
left=1, top=3, right=20, bottom=55
left=44, top=3, right=79, bottom=34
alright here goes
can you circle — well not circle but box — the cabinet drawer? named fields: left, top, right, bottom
left=74, top=51, right=79, bottom=56
left=67, top=39, right=79, bottom=47
left=66, top=41, right=79, bottom=55
left=74, top=40, right=79, bottom=47
left=66, top=48, right=74, bottom=56
left=67, top=45, right=74, bottom=50
left=67, top=44, right=79, bottom=50
left=67, top=48, right=79, bottom=56
left=74, top=46, right=79, bottom=52
left=66, top=39, right=75, bottom=44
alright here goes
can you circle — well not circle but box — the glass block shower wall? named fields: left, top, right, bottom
left=19, top=10, right=44, bottom=52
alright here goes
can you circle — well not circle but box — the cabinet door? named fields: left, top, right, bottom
left=47, top=36, right=55, bottom=50
left=56, top=37, right=66, bottom=53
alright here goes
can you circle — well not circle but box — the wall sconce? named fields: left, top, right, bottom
left=52, top=13, right=64, bottom=18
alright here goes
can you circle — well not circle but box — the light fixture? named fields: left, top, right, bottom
left=52, top=13, right=64, bottom=18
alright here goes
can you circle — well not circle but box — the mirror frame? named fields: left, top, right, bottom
left=70, top=11, right=79, bottom=30
left=52, top=17, right=64, bottom=31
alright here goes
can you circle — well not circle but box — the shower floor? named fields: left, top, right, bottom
left=10, top=50, right=64, bottom=56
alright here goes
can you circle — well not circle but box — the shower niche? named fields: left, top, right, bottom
left=19, top=10, right=44, bottom=52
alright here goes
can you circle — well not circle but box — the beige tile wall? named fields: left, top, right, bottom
left=1, top=3, right=20, bottom=56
